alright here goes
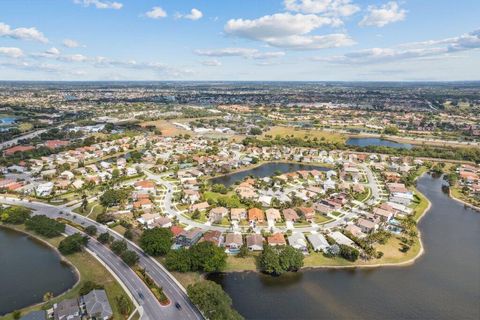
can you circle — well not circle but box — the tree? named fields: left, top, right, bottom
left=58, top=233, right=88, bottom=255
left=100, top=188, right=129, bottom=207
left=85, top=225, right=97, bottom=236
left=165, top=248, right=192, bottom=272
left=121, top=250, right=139, bottom=266
left=237, top=244, right=249, bottom=258
left=187, top=281, right=243, bottom=320
left=249, top=127, right=262, bottom=135
left=25, top=215, right=65, bottom=238
left=124, top=228, right=133, bottom=240
left=140, top=228, right=173, bottom=256
left=383, top=125, right=399, bottom=135
left=190, top=241, right=227, bottom=272
left=339, top=244, right=359, bottom=262
left=115, top=295, right=132, bottom=316
left=279, top=246, right=304, bottom=271
left=110, top=240, right=128, bottom=255
left=97, top=232, right=111, bottom=244
left=81, top=194, right=88, bottom=212
left=0, top=206, right=31, bottom=224
left=259, top=245, right=283, bottom=276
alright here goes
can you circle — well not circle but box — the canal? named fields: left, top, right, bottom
left=208, top=174, right=480, bottom=319
left=0, top=227, right=77, bottom=315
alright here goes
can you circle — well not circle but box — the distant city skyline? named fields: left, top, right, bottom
left=0, top=0, right=479, bottom=81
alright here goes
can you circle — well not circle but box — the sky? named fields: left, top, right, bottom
left=0, top=0, right=479, bottom=81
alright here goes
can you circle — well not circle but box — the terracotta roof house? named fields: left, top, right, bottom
left=267, top=233, right=286, bottom=246
left=248, top=208, right=264, bottom=222
left=170, top=225, right=184, bottom=237
left=45, top=140, right=69, bottom=149
left=209, top=207, right=229, bottom=223
left=282, top=208, right=299, bottom=222
left=246, top=234, right=264, bottom=251
left=200, top=230, right=223, bottom=246
left=4, top=145, right=34, bottom=156
left=297, top=207, right=315, bottom=221
left=134, top=180, right=155, bottom=192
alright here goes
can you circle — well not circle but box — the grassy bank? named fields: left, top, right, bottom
left=0, top=224, right=133, bottom=320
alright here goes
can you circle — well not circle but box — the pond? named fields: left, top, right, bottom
left=208, top=174, right=480, bottom=320
left=0, top=227, right=78, bottom=315
left=347, top=137, right=412, bottom=149
left=210, top=162, right=330, bottom=187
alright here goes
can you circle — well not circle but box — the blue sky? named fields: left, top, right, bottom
left=0, top=0, right=479, bottom=81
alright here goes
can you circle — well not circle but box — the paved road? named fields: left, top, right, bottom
left=0, top=129, right=47, bottom=150
left=0, top=197, right=203, bottom=320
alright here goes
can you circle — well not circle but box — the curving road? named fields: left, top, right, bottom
left=0, top=197, right=203, bottom=320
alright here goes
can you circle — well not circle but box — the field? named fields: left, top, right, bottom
left=140, top=119, right=192, bottom=136
left=0, top=224, right=133, bottom=320
left=263, top=126, right=346, bottom=144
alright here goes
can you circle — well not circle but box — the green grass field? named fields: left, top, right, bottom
left=263, top=126, right=346, bottom=144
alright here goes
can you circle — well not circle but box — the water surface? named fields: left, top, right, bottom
left=0, top=227, right=77, bottom=315
left=208, top=175, right=480, bottom=319
left=347, top=137, right=412, bottom=149
left=210, top=162, right=330, bottom=187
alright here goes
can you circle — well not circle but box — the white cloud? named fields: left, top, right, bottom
left=0, top=22, right=48, bottom=43
left=224, top=13, right=353, bottom=50
left=284, top=0, right=360, bottom=17
left=195, top=47, right=285, bottom=60
left=63, top=39, right=82, bottom=48
left=145, top=7, right=167, bottom=19
left=201, top=59, right=222, bottom=67
left=177, top=8, right=203, bottom=21
left=317, top=29, right=480, bottom=64
left=74, top=0, right=123, bottom=10
left=359, top=1, right=406, bottom=27
left=45, top=47, right=61, bottom=56
left=0, top=47, right=24, bottom=58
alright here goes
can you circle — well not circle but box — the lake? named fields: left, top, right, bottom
left=208, top=174, right=480, bottom=320
left=0, top=227, right=78, bottom=315
left=210, top=162, right=330, bottom=187
left=347, top=137, right=412, bottom=149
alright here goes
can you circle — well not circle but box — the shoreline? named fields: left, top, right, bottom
left=0, top=224, right=81, bottom=316
left=206, top=160, right=334, bottom=180
left=448, top=189, right=480, bottom=212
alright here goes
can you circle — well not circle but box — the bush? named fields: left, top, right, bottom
left=339, top=244, right=360, bottom=262
left=121, top=250, right=139, bottom=266
left=97, top=232, right=111, bottom=244
left=25, top=215, right=65, bottom=238
left=190, top=241, right=227, bottom=272
left=111, top=240, right=128, bottom=255
left=140, top=228, right=173, bottom=256
left=259, top=245, right=304, bottom=275
left=85, top=225, right=97, bottom=236
left=58, top=233, right=88, bottom=255
left=0, top=207, right=31, bottom=224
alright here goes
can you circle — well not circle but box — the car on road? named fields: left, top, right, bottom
left=138, top=292, right=144, bottom=300
left=175, top=302, right=182, bottom=310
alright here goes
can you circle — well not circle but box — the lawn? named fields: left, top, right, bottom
left=314, top=214, right=332, bottom=224
left=224, top=255, right=258, bottom=272
left=263, top=126, right=346, bottom=144
left=140, top=119, right=192, bottom=137
left=1, top=224, right=133, bottom=320
left=73, top=201, right=105, bottom=220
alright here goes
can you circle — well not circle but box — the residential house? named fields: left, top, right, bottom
left=329, top=231, right=355, bottom=247
left=230, top=208, right=247, bottom=221
left=175, top=228, right=203, bottom=248
left=200, top=230, right=223, bottom=246
left=265, top=208, right=281, bottom=223
left=224, top=233, right=243, bottom=252
left=307, top=233, right=330, bottom=252
left=209, top=207, right=228, bottom=224
left=282, top=208, right=299, bottom=222
left=288, top=232, right=308, bottom=253
left=297, top=207, right=315, bottom=221
left=356, top=218, right=378, bottom=234
left=267, top=233, right=286, bottom=246
left=81, top=289, right=113, bottom=320
left=248, top=208, right=264, bottom=223
left=246, top=234, right=264, bottom=251
left=53, top=298, right=80, bottom=320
